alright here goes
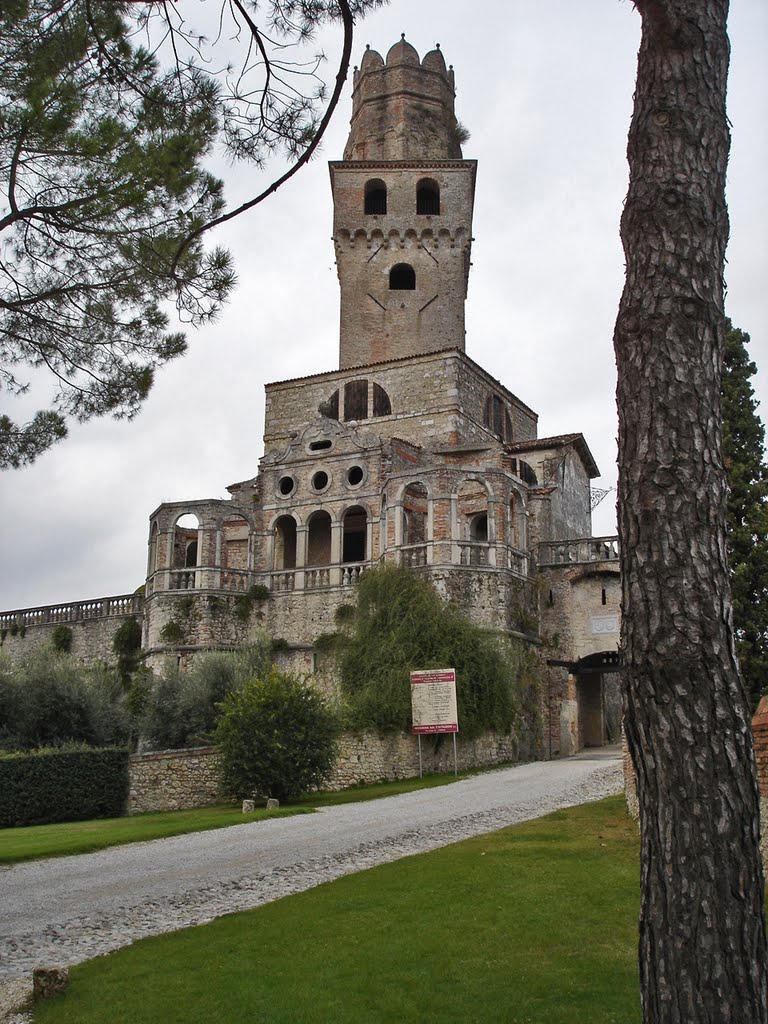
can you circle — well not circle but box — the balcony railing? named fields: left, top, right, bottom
left=538, top=536, right=620, bottom=567
left=0, top=594, right=143, bottom=630
left=400, top=544, right=427, bottom=568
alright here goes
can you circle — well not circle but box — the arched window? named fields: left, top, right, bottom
left=274, top=516, right=297, bottom=570
left=416, top=178, right=440, bottom=215
left=372, top=382, right=391, bottom=417
left=364, top=179, right=387, bottom=215
left=344, top=379, right=368, bottom=421
left=221, top=515, right=249, bottom=570
left=403, top=483, right=428, bottom=545
left=172, top=513, right=200, bottom=569
left=307, top=511, right=332, bottom=567
left=343, top=506, right=367, bottom=563
left=469, top=512, right=489, bottom=543
left=483, top=394, right=513, bottom=441
left=390, top=263, right=415, bottom=290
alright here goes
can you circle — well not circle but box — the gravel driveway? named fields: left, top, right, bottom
left=0, top=748, right=622, bottom=1019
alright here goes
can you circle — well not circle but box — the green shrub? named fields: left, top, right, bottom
left=233, top=584, right=270, bottom=622
left=215, top=669, right=339, bottom=802
left=0, top=745, right=129, bottom=827
left=336, top=566, right=538, bottom=738
left=160, top=620, right=185, bottom=644
left=139, top=639, right=272, bottom=751
left=113, top=617, right=143, bottom=683
left=0, top=649, right=129, bottom=752
left=51, top=625, right=73, bottom=652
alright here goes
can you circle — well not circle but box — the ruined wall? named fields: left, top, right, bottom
left=262, top=351, right=536, bottom=454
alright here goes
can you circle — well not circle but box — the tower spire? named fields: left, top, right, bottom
left=330, top=40, right=476, bottom=369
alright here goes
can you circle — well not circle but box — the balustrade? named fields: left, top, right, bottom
left=538, top=535, right=620, bottom=566
left=401, top=544, right=427, bottom=568
left=459, top=541, right=490, bottom=567
left=0, top=593, right=144, bottom=629
left=305, top=568, right=330, bottom=590
left=341, top=564, right=365, bottom=586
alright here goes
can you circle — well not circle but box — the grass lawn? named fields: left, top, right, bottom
left=35, top=796, right=642, bottom=1024
left=0, top=770, right=477, bottom=865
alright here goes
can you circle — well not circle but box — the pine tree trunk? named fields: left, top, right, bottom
left=614, top=1, right=768, bottom=1020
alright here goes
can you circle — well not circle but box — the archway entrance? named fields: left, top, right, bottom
left=575, top=651, right=621, bottom=748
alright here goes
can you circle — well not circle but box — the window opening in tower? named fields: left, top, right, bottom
left=416, top=180, right=440, bottom=215
left=364, top=179, right=387, bottom=215
left=389, top=264, right=416, bottom=290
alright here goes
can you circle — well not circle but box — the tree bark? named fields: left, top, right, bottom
left=615, top=1, right=767, bottom=1020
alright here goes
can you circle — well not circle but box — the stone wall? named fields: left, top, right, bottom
left=126, top=728, right=532, bottom=815
left=128, top=747, right=222, bottom=815
left=0, top=596, right=142, bottom=666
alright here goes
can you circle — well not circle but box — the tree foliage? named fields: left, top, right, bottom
left=1, top=0, right=382, bottom=468
left=336, top=566, right=539, bottom=740
left=139, top=639, right=271, bottom=750
left=0, top=646, right=129, bottom=751
left=722, top=319, right=768, bottom=710
left=215, top=667, right=339, bottom=802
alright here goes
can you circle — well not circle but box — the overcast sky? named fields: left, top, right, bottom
left=1, top=0, right=766, bottom=611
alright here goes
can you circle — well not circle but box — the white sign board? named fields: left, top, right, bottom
left=410, top=668, right=458, bottom=735
left=591, top=615, right=619, bottom=636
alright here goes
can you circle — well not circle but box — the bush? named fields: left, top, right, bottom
left=215, top=669, right=339, bottom=802
left=139, top=639, right=272, bottom=750
left=51, top=625, right=73, bottom=653
left=113, top=617, right=143, bottom=683
left=336, top=566, right=539, bottom=738
left=0, top=648, right=130, bottom=752
left=0, top=745, right=129, bottom=827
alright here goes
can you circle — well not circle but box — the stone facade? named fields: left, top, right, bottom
left=0, top=37, right=622, bottom=769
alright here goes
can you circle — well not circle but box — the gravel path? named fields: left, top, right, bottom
left=0, top=749, right=622, bottom=1020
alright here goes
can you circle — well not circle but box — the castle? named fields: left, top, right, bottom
left=0, top=38, right=621, bottom=759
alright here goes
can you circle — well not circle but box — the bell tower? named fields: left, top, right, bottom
left=330, top=38, right=477, bottom=369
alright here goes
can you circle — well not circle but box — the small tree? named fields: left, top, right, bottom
left=215, top=669, right=339, bottom=803
left=0, top=647, right=128, bottom=751
left=139, top=639, right=272, bottom=750
left=337, top=566, right=536, bottom=738
left=722, top=319, right=768, bottom=710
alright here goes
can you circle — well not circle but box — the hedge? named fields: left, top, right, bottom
left=0, top=746, right=129, bottom=827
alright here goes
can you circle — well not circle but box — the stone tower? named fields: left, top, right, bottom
left=330, top=37, right=476, bottom=369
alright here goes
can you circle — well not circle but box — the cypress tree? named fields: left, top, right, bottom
left=722, top=319, right=768, bottom=710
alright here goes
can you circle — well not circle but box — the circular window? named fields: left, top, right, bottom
left=347, top=465, right=364, bottom=487
left=277, top=475, right=296, bottom=497
left=311, top=470, right=330, bottom=492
